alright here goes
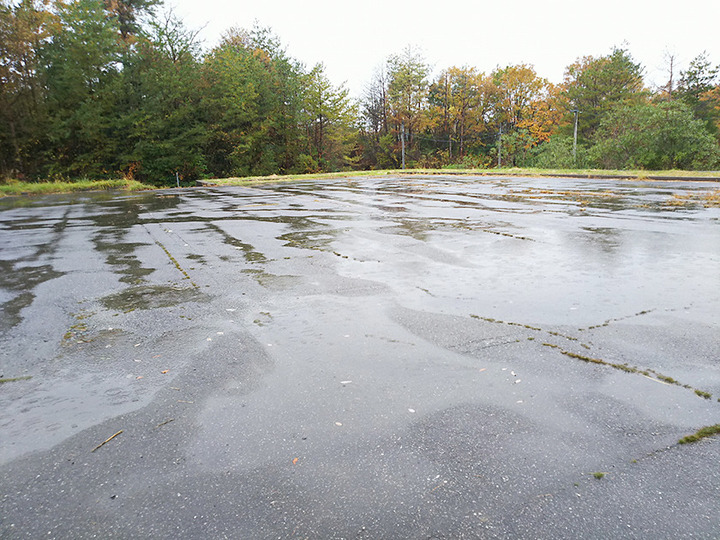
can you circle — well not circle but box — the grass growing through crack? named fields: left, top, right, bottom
left=678, top=424, right=720, bottom=445
left=0, top=376, right=32, bottom=384
left=538, top=343, right=713, bottom=401
left=472, top=312, right=716, bottom=402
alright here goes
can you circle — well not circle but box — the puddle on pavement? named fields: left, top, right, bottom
left=205, top=223, right=267, bottom=264
left=186, top=253, right=207, bottom=264
left=94, top=241, right=155, bottom=284
left=100, top=285, right=209, bottom=312
left=279, top=229, right=340, bottom=250
left=2, top=176, right=720, bottom=473
left=1, top=292, right=35, bottom=332
left=241, top=269, right=299, bottom=290
left=0, top=263, right=65, bottom=333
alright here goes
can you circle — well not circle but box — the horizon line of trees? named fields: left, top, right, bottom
left=2, top=0, right=720, bottom=186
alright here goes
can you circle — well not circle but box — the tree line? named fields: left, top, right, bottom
left=2, top=0, right=720, bottom=185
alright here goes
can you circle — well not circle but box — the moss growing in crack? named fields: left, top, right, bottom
left=561, top=350, right=606, bottom=366
left=507, top=321, right=541, bottom=331
left=609, top=362, right=638, bottom=374
left=542, top=344, right=713, bottom=402
left=470, top=313, right=541, bottom=331
left=154, top=240, right=198, bottom=288
left=678, top=424, right=720, bottom=445
left=480, top=312, right=713, bottom=403
left=0, top=376, right=32, bottom=384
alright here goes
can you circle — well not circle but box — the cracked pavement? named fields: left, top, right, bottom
left=1, top=175, right=719, bottom=538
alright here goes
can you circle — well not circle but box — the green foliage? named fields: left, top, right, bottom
left=387, top=46, right=430, bottom=130
left=427, top=66, right=494, bottom=162
left=41, top=0, right=123, bottom=178
left=103, top=0, right=160, bottom=40
left=386, top=46, right=430, bottom=164
left=299, top=64, right=358, bottom=171
left=202, top=25, right=305, bottom=178
left=563, top=48, right=646, bottom=141
left=590, top=101, right=720, bottom=170
left=676, top=52, right=720, bottom=135
left=529, top=135, right=590, bottom=169
left=293, top=154, right=320, bottom=174
left=0, top=0, right=56, bottom=179
left=116, top=11, right=207, bottom=183
left=1, top=4, right=719, bottom=184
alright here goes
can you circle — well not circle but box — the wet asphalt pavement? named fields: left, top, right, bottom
left=0, top=175, right=719, bottom=538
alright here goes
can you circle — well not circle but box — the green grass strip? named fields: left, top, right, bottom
left=0, top=179, right=153, bottom=198
left=203, top=167, right=720, bottom=187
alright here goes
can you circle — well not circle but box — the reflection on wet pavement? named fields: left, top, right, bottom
left=0, top=175, right=719, bottom=537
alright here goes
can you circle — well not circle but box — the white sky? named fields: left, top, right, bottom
left=167, top=0, right=720, bottom=98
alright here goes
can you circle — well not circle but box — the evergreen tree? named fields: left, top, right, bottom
left=676, top=52, right=720, bottom=135
left=299, top=63, right=358, bottom=172
left=590, top=101, right=720, bottom=170
left=385, top=46, right=430, bottom=166
left=115, top=10, right=207, bottom=182
left=202, top=26, right=304, bottom=177
left=41, top=0, right=123, bottom=178
left=563, top=48, right=646, bottom=141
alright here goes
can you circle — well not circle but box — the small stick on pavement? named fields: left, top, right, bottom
left=91, top=430, right=123, bottom=452
left=155, top=419, right=174, bottom=428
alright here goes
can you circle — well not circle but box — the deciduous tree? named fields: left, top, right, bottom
left=0, top=0, right=55, bottom=178
left=492, top=64, right=552, bottom=165
left=427, top=66, right=495, bottom=161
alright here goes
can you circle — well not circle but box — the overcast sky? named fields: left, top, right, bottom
left=167, top=0, right=719, bottom=98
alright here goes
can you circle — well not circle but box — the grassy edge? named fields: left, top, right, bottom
left=203, top=167, right=720, bottom=187
left=0, top=179, right=155, bottom=198
left=3, top=167, right=718, bottom=196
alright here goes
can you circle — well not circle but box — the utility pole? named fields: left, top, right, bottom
left=497, top=125, right=502, bottom=168
left=572, top=109, right=579, bottom=165
left=401, top=122, right=406, bottom=169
